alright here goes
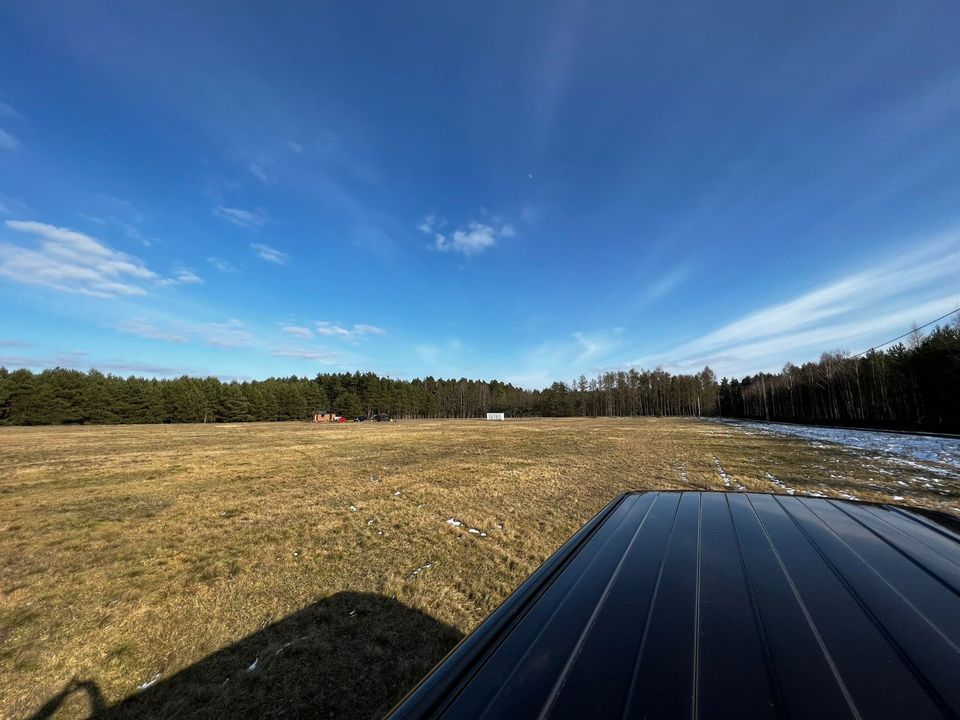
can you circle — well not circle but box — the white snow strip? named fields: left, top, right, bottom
left=714, top=456, right=747, bottom=491
left=765, top=471, right=792, bottom=493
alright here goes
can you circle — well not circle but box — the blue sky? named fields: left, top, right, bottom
left=1, top=2, right=960, bottom=387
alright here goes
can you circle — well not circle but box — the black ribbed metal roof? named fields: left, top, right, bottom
left=389, top=491, right=960, bottom=720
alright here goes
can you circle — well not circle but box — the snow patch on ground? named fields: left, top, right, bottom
left=713, top=456, right=746, bottom=491
left=716, top=419, right=960, bottom=474
left=765, top=472, right=795, bottom=495
left=447, top=517, right=487, bottom=536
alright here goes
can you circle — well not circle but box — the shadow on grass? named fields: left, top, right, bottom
left=30, top=592, right=462, bottom=720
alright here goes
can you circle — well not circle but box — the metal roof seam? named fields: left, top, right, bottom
left=724, top=493, right=787, bottom=719
left=742, top=494, right=863, bottom=720
left=536, top=492, right=660, bottom=720
left=692, top=491, right=703, bottom=720
left=476, top=495, right=643, bottom=720
left=773, top=496, right=954, bottom=717
left=621, top=493, right=685, bottom=720
left=801, top=501, right=960, bottom=657
left=831, top=501, right=960, bottom=598
left=890, top=507, right=960, bottom=544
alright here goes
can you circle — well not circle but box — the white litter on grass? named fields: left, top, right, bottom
left=409, top=561, right=435, bottom=578
left=838, top=492, right=859, bottom=501
left=496, top=523, right=504, bottom=529
left=349, top=505, right=358, bottom=512
left=892, top=495, right=905, bottom=501
left=247, top=658, right=259, bottom=672
left=137, top=673, right=161, bottom=690
left=348, top=609, right=357, bottom=617
left=679, top=464, right=690, bottom=485
left=446, top=518, right=462, bottom=527
left=393, top=491, right=402, bottom=496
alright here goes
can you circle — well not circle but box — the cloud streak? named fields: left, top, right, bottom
left=271, top=347, right=344, bottom=363
left=0, top=220, right=158, bottom=298
left=0, top=128, right=21, bottom=151
left=281, top=325, right=313, bottom=338
left=116, top=319, right=189, bottom=343
left=213, top=206, right=267, bottom=229
left=632, top=229, right=960, bottom=376
left=250, top=243, right=288, bottom=264
left=315, top=321, right=385, bottom=341
left=420, top=215, right=515, bottom=256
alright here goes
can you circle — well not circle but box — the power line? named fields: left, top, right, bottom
left=849, top=305, right=960, bottom=359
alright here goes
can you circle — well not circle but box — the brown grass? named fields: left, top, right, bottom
left=1, top=418, right=956, bottom=719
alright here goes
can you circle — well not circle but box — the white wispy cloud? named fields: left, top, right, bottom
left=116, top=319, right=189, bottom=343
left=113, top=317, right=256, bottom=348
left=504, top=328, right=625, bottom=388
left=158, top=268, right=203, bottom=287
left=207, top=256, right=238, bottom=272
left=315, top=321, right=386, bottom=341
left=0, top=128, right=21, bottom=151
left=271, top=347, right=344, bottom=363
left=643, top=266, right=690, bottom=302
left=0, top=220, right=157, bottom=298
left=0, top=352, right=190, bottom=377
left=286, top=140, right=303, bottom=153
left=204, top=319, right=254, bottom=347
left=281, top=325, right=313, bottom=338
left=249, top=163, right=271, bottom=183
left=250, top=243, right=288, bottom=264
left=418, top=213, right=515, bottom=256
left=213, top=206, right=267, bottom=229
left=418, top=214, right=443, bottom=234
left=0, top=102, right=20, bottom=119
left=632, top=230, right=960, bottom=377
left=435, top=222, right=513, bottom=256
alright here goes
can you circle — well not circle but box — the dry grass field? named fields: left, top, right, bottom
left=1, top=418, right=958, bottom=720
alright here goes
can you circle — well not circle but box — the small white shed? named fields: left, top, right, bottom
left=486, top=412, right=505, bottom=421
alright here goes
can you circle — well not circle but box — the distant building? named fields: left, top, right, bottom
left=486, top=412, right=505, bottom=421
left=313, top=410, right=336, bottom=422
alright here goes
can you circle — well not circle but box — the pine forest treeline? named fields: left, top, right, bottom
left=1, top=322, right=958, bottom=432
